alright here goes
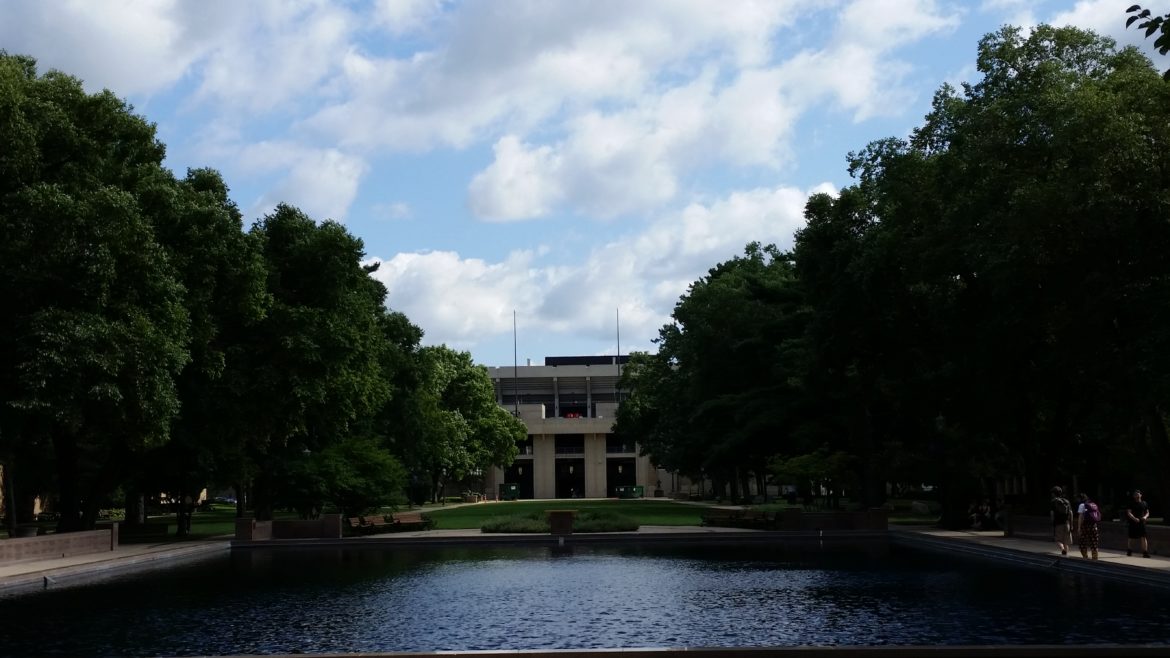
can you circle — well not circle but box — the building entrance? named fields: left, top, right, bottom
left=555, top=458, right=585, bottom=498
left=606, top=458, right=637, bottom=497
left=503, top=460, right=535, bottom=499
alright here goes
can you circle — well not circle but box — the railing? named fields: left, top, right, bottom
left=605, top=445, right=635, bottom=454
left=554, top=445, right=585, bottom=454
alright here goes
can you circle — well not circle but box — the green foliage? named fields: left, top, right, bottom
left=426, top=500, right=702, bottom=529
left=392, top=346, right=523, bottom=502
left=616, top=243, right=808, bottom=500
left=1127, top=4, right=1170, bottom=79
left=0, top=53, right=190, bottom=531
left=479, top=509, right=639, bottom=533
left=480, top=514, right=548, bottom=533
left=617, top=24, right=1170, bottom=524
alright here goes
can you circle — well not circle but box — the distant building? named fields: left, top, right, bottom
left=484, top=355, right=673, bottom=499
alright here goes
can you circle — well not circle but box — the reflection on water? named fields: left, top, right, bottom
left=0, top=542, right=1166, bottom=656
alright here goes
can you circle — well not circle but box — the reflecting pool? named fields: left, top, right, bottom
left=1, top=543, right=1168, bottom=656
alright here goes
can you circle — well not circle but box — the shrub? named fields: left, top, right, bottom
left=479, top=509, right=640, bottom=533
left=573, top=510, right=639, bottom=532
left=481, top=514, right=548, bottom=533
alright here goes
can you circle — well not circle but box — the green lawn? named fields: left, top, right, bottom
left=422, top=499, right=705, bottom=529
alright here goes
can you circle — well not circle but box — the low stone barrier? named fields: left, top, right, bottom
left=703, top=508, right=887, bottom=531
left=1004, top=514, right=1168, bottom=555
left=235, top=515, right=342, bottom=541
left=782, top=509, right=888, bottom=531
left=0, top=527, right=117, bottom=564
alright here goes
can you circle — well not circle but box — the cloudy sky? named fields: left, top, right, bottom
left=2, top=0, right=1162, bottom=366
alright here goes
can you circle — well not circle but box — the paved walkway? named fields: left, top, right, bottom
left=6, top=524, right=1170, bottom=595
left=0, top=538, right=230, bottom=595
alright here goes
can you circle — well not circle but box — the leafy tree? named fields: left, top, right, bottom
left=617, top=244, right=808, bottom=501
left=131, top=167, right=269, bottom=532
left=0, top=54, right=190, bottom=531
left=1127, top=4, right=1170, bottom=79
left=275, top=435, right=407, bottom=518
left=235, top=205, right=393, bottom=520
left=394, top=346, right=523, bottom=502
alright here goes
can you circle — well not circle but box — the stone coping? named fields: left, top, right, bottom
left=892, top=529, right=1170, bottom=590
left=219, top=646, right=1170, bottom=657
left=230, top=528, right=888, bottom=550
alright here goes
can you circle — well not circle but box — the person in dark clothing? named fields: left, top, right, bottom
left=1075, top=493, right=1100, bottom=560
left=1126, top=489, right=1150, bottom=558
left=1050, top=486, right=1073, bottom=556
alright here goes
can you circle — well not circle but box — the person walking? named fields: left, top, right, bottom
left=1126, top=489, right=1151, bottom=558
left=1050, top=486, right=1073, bottom=556
left=1075, top=492, right=1101, bottom=560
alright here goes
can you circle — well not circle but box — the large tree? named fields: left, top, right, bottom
left=0, top=54, right=191, bottom=532
left=234, top=204, right=393, bottom=520
left=393, top=346, right=523, bottom=502
left=132, top=167, right=268, bottom=532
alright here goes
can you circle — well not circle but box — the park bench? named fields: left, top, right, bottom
left=391, top=511, right=433, bottom=531
left=362, top=514, right=391, bottom=531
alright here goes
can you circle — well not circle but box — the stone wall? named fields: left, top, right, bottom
left=0, top=527, right=116, bottom=564
left=234, top=515, right=342, bottom=541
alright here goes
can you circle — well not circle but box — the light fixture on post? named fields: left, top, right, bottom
left=617, top=464, right=623, bottom=474
left=569, top=465, right=574, bottom=474
left=518, top=466, right=523, bottom=475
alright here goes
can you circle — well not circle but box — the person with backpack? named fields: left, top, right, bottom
left=1050, top=486, right=1073, bottom=556
left=1075, top=492, right=1101, bottom=560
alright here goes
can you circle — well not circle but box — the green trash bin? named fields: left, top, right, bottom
left=633, top=485, right=645, bottom=499
left=498, top=483, right=520, bottom=501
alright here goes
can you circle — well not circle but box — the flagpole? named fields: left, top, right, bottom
left=513, top=310, right=519, bottom=417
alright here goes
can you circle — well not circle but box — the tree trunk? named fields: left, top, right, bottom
left=252, top=474, right=273, bottom=521
left=54, top=432, right=83, bottom=533
left=1145, top=407, right=1170, bottom=519
left=2, top=461, right=17, bottom=536
left=235, top=482, right=246, bottom=518
left=124, top=491, right=145, bottom=526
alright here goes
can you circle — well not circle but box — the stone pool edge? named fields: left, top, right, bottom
left=891, top=529, right=1170, bottom=590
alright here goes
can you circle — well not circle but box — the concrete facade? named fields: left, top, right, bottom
left=485, top=356, right=672, bottom=499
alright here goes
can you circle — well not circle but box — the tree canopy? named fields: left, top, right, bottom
left=0, top=53, right=520, bottom=531
left=617, top=24, right=1170, bottom=523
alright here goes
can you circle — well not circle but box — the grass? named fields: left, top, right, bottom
left=424, top=499, right=704, bottom=529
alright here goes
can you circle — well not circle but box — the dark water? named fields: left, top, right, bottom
left=1, top=542, right=1168, bottom=656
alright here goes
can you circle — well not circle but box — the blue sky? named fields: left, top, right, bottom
left=2, top=0, right=1162, bottom=366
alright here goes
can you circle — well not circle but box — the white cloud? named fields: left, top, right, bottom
left=376, top=202, right=413, bottom=220
left=373, top=0, right=446, bottom=35
left=302, top=0, right=812, bottom=153
left=467, top=67, right=798, bottom=220
left=467, top=136, right=564, bottom=220
left=1049, top=0, right=1158, bottom=51
left=370, top=182, right=824, bottom=354
left=776, top=0, right=960, bottom=122
left=192, top=2, right=355, bottom=113
left=238, top=141, right=367, bottom=221
left=0, top=0, right=209, bottom=95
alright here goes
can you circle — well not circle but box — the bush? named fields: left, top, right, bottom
left=479, top=509, right=640, bottom=533
left=573, top=510, right=639, bottom=532
left=481, top=514, right=548, bottom=533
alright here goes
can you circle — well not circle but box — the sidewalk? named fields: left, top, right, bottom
left=893, top=525, right=1170, bottom=588
left=0, top=538, right=230, bottom=596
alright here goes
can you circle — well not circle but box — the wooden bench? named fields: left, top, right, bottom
left=391, top=512, right=433, bottom=531
left=363, top=514, right=391, bottom=531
